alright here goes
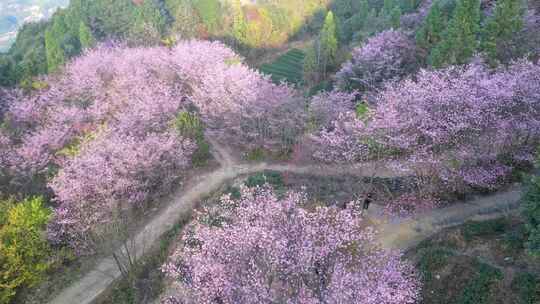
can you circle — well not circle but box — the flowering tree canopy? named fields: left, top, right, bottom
left=163, top=186, right=420, bottom=304
left=0, top=40, right=304, bottom=251
left=314, top=59, right=540, bottom=193
left=336, top=30, right=417, bottom=92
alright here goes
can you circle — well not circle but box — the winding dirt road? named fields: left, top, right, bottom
left=47, top=142, right=524, bottom=304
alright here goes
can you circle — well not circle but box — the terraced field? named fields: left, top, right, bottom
left=260, top=48, right=305, bottom=85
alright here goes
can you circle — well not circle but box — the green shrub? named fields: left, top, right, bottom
left=417, top=247, right=454, bottom=283
left=523, top=173, right=540, bottom=257
left=307, top=80, right=333, bottom=97
left=0, top=197, right=52, bottom=304
left=355, top=102, right=369, bottom=120
left=225, top=186, right=241, bottom=200
left=192, top=0, right=222, bottom=33
left=172, top=111, right=204, bottom=139
left=511, top=272, right=540, bottom=304
left=461, top=218, right=509, bottom=242
left=245, top=147, right=265, bottom=162
left=456, top=261, right=503, bottom=304
left=56, top=131, right=98, bottom=158
left=502, top=224, right=527, bottom=252
left=246, top=171, right=284, bottom=189
left=172, top=111, right=210, bottom=166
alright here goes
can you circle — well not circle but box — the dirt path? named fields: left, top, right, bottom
left=375, top=186, right=524, bottom=251
left=48, top=142, right=404, bottom=304
left=48, top=141, right=525, bottom=304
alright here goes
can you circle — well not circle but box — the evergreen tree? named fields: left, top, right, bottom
left=383, top=0, right=396, bottom=13
left=378, top=0, right=401, bottom=30
left=319, top=11, right=338, bottom=76
left=431, top=0, right=481, bottom=67
left=390, top=6, right=401, bottom=28
left=416, top=1, right=445, bottom=53
left=193, top=0, right=222, bottom=34
left=45, top=17, right=68, bottom=73
left=232, top=0, right=247, bottom=45
left=334, top=0, right=354, bottom=19
left=358, top=0, right=369, bottom=21
left=402, top=0, right=421, bottom=13
left=363, top=8, right=380, bottom=37
left=168, top=0, right=200, bottom=39
left=340, top=0, right=369, bottom=43
left=482, top=0, right=525, bottom=64
left=523, top=152, right=540, bottom=257
left=130, top=0, right=166, bottom=45
left=524, top=175, right=540, bottom=257
left=303, top=42, right=319, bottom=86
left=79, top=21, right=96, bottom=50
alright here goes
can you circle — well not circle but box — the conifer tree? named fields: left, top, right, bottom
left=130, top=0, right=166, bottom=44
left=383, top=0, right=396, bottom=14
left=45, top=18, right=68, bottom=73
left=391, top=6, right=401, bottom=28
left=431, top=0, right=481, bottom=67
left=482, top=0, right=524, bottom=64
left=358, top=0, right=369, bottom=21
left=303, top=42, right=319, bottom=86
left=319, top=11, right=338, bottom=76
left=232, top=0, right=247, bottom=45
left=79, top=21, right=96, bottom=50
left=416, top=1, right=445, bottom=52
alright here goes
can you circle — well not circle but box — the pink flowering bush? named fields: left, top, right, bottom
left=314, top=59, right=540, bottom=194
left=336, top=30, right=418, bottom=92
left=162, top=186, right=421, bottom=304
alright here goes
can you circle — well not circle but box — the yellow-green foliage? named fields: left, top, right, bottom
left=355, top=102, right=369, bottom=120
left=172, top=111, right=210, bottom=166
left=56, top=130, right=98, bottom=158
left=172, top=111, right=204, bottom=139
left=0, top=197, right=51, bottom=304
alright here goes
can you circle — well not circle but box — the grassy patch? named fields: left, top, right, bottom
left=455, top=261, right=503, bottom=304
left=411, top=216, right=538, bottom=304
left=246, top=171, right=284, bottom=189
left=511, top=272, right=540, bottom=304
left=224, top=186, right=241, bottom=200
left=260, top=49, right=305, bottom=85
left=502, top=224, right=528, bottom=253
left=417, top=247, right=455, bottom=283
left=461, top=218, right=509, bottom=242
left=245, top=147, right=266, bottom=162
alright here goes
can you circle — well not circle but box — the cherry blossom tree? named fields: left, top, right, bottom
left=162, top=186, right=420, bottom=304
left=313, top=59, right=540, bottom=194
left=48, top=131, right=194, bottom=252
left=169, top=40, right=305, bottom=152
left=0, top=40, right=306, bottom=251
left=336, top=30, right=418, bottom=92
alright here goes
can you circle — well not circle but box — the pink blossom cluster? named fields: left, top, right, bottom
left=169, top=41, right=305, bottom=151
left=309, top=89, right=358, bottom=126
left=49, top=132, right=194, bottom=253
left=313, top=59, right=540, bottom=193
left=1, top=40, right=304, bottom=250
left=335, top=30, right=418, bottom=92
left=162, top=186, right=420, bottom=304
